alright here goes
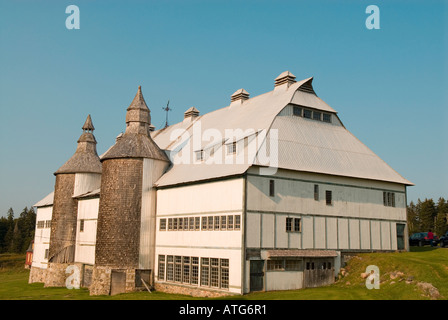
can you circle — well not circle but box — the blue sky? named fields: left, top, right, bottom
left=0, top=0, right=447, bottom=216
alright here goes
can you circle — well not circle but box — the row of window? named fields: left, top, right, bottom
left=36, top=220, right=51, bottom=229
left=267, top=259, right=301, bottom=271
left=293, top=105, right=332, bottom=123
left=158, top=255, right=229, bottom=290
left=272, top=181, right=397, bottom=207
left=383, top=192, right=396, bottom=207
left=159, top=215, right=241, bottom=231
left=195, top=141, right=238, bottom=162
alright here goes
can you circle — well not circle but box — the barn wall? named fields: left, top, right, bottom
left=139, top=158, right=170, bottom=270
left=246, top=168, right=408, bottom=252
left=155, top=177, right=244, bottom=295
left=75, top=197, right=99, bottom=265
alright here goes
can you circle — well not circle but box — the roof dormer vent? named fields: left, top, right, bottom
left=184, top=107, right=200, bottom=120
left=230, top=88, right=250, bottom=103
left=274, top=71, right=297, bottom=88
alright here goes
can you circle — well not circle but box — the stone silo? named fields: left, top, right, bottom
left=45, top=115, right=102, bottom=287
left=90, top=86, right=170, bottom=295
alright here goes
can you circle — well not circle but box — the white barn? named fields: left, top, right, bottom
left=30, top=71, right=412, bottom=296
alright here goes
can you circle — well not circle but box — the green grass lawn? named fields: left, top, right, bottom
left=1, top=247, right=447, bottom=300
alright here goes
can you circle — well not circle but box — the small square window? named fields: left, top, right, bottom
left=303, top=109, right=312, bottom=119
left=293, top=106, right=302, bottom=116
left=79, top=219, right=85, bottom=232
left=227, top=142, right=237, bottom=155
left=195, top=150, right=204, bottom=161
left=323, top=113, right=331, bottom=123
left=313, top=111, right=322, bottom=121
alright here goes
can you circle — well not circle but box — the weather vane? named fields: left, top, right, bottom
left=162, top=100, right=171, bottom=128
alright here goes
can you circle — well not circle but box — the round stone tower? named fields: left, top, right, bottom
left=90, top=86, right=170, bottom=296
left=45, top=115, right=102, bottom=287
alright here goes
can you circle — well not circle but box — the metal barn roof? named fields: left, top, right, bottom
left=152, top=72, right=412, bottom=187
left=33, top=191, right=54, bottom=207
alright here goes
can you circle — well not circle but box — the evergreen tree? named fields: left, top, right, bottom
left=407, top=201, right=419, bottom=234
left=435, top=197, right=448, bottom=236
left=3, top=208, right=15, bottom=253
left=0, top=216, right=8, bottom=253
left=419, top=198, right=437, bottom=232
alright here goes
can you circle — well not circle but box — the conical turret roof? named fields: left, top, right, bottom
left=54, top=115, right=102, bottom=175
left=101, top=86, right=170, bottom=162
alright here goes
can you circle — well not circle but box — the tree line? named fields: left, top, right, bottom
left=0, top=207, right=36, bottom=254
left=407, top=197, right=448, bottom=236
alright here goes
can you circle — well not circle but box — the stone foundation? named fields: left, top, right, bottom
left=44, top=262, right=70, bottom=287
left=29, top=266, right=47, bottom=284
left=154, top=282, right=233, bottom=298
left=89, top=266, right=137, bottom=296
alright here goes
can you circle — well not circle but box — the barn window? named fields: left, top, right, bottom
left=323, top=113, right=331, bottom=123
left=208, top=216, right=213, bottom=230
left=303, top=109, right=312, bottom=119
left=313, top=111, right=322, bottom=121
left=44, top=249, right=49, bottom=259
left=79, top=219, right=85, bottom=232
left=214, top=216, right=220, bottom=230
left=166, top=256, right=174, bottom=281
left=201, top=217, right=207, bottom=230
left=227, top=142, right=237, bottom=155
left=221, top=216, right=227, bottom=230
left=286, top=217, right=293, bottom=232
left=227, top=215, right=234, bottom=230
left=269, top=179, right=275, bottom=197
left=195, top=150, right=204, bottom=161
left=45, top=220, right=51, bottom=228
left=191, top=257, right=199, bottom=285
left=314, top=184, right=319, bottom=201
left=326, top=190, right=332, bottom=205
left=294, top=218, right=301, bottom=232
left=234, top=215, right=241, bottom=230
left=383, top=192, right=396, bottom=207
left=174, top=256, right=182, bottom=282
left=178, top=217, right=183, bottom=230
left=158, top=255, right=165, bottom=280
left=221, top=259, right=229, bottom=289
left=183, top=257, right=190, bottom=284
left=285, top=260, right=301, bottom=271
left=173, top=218, right=178, bottom=230
left=195, top=217, right=200, bottom=230
left=189, top=217, right=195, bottom=230
left=168, top=218, right=173, bottom=231
left=293, top=106, right=302, bottom=116
left=159, top=219, right=167, bottom=231
left=267, top=260, right=284, bottom=271
left=201, top=258, right=210, bottom=286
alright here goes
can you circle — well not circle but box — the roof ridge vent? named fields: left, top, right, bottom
left=231, top=88, right=250, bottom=103
left=184, top=106, right=200, bottom=119
left=274, top=71, right=297, bottom=88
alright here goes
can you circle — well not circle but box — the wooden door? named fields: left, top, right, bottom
left=110, top=270, right=126, bottom=296
left=303, top=258, right=334, bottom=288
left=250, top=260, right=264, bottom=292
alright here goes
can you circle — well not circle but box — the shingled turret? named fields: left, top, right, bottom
left=91, top=86, right=170, bottom=295
left=45, top=115, right=102, bottom=287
